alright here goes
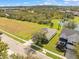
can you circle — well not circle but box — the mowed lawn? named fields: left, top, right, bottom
left=44, top=29, right=64, bottom=55
left=44, top=19, right=64, bottom=55
left=74, top=16, right=79, bottom=24
left=0, top=17, right=48, bottom=40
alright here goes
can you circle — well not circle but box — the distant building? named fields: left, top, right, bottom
left=60, top=10, right=79, bottom=16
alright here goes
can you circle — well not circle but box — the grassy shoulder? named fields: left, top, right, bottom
left=5, top=33, right=25, bottom=43
left=46, top=52, right=62, bottom=59
left=31, top=44, right=62, bottom=59
left=0, top=29, right=25, bottom=43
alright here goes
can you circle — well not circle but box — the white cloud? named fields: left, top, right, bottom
left=39, top=0, right=58, bottom=5
left=43, top=2, right=52, bottom=5
left=63, top=0, right=79, bottom=6
left=24, top=2, right=29, bottom=4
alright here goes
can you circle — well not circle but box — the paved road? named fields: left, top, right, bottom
left=1, top=34, right=26, bottom=56
left=65, top=49, right=77, bottom=59
left=1, top=34, right=52, bottom=59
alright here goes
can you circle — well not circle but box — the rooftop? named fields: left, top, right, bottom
left=42, top=28, right=57, bottom=41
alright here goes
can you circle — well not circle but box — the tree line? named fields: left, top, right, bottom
left=0, top=6, right=71, bottom=25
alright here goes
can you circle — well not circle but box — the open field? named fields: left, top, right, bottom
left=0, top=17, right=64, bottom=58
left=51, top=19, right=60, bottom=29
left=0, top=17, right=49, bottom=40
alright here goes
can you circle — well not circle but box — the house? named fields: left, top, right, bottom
left=42, top=28, right=57, bottom=41
left=60, top=10, right=79, bottom=16
left=60, top=28, right=79, bottom=49
left=57, top=28, right=79, bottom=59
left=61, top=28, right=79, bottom=45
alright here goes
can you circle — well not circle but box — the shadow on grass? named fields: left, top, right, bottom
left=31, top=44, right=42, bottom=51
left=46, top=52, right=62, bottom=59
left=56, top=47, right=65, bottom=54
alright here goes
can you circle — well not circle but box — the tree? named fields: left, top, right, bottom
left=0, top=32, right=3, bottom=41
left=10, top=54, right=26, bottom=59
left=63, top=12, right=74, bottom=20
left=11, top=49, right=39, bottom=59
left=32, top=31, right=48, bottom=46
left=0, top=41, right=8, bottom=59
left=11, top=54, right=39, bottom=59
left=50, top=22, right=53, bottom=28
left=64, top=21, right=76, bottom=29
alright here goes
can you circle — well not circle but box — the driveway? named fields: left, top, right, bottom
left=65, top=49, right=77, bottom=59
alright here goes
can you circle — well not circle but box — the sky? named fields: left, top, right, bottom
left=0, top=0, right=79, bottom=6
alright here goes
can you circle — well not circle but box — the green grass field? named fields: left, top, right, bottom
left=0, top=17, right=49, bottom=40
